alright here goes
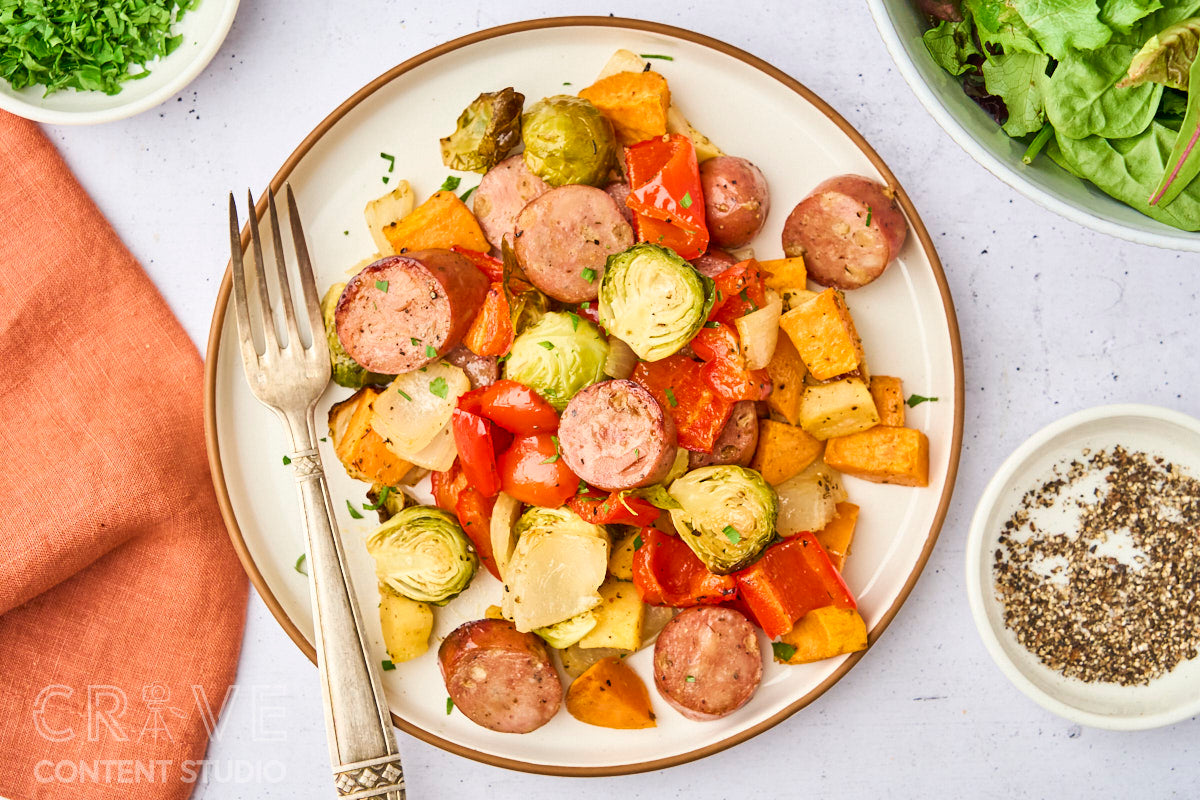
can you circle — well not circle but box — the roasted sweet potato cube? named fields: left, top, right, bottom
left=579, top=70, right=671, bottom=145
left=765, top=333, right=807, bottom=425
left=869, top=376, right=905, bottom=427
left=751, top=419, right=824, bottom=485
left=799, top=377, right=879, bottom=441
left=760, top=257, right=807, bottom=291
left=816, top=502, right=859, bottom=572
left=779, top=288, right=864, bottom=381
left=328, top=387, right=414, bottom=486
left=382, top=190, right=489, bottom=254
left=566, top=656, right=656, bottom=729
left=824, top=426, right=929, bottom=487
left=776, top=606, right=868, bottom=664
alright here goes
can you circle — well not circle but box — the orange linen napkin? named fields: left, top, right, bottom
left=0, top=112, right=248, bottom=800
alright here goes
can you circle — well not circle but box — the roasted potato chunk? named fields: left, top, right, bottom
left=824, top=426, right=930, bottom=487
left=799, top=377, right=879, bottom=440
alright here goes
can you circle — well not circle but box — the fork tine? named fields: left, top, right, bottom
left=228, top=194, right=261, bottom=367
left=266, top=189, right=301, bottom=348
left=286, top=184, right=328, bottom=360
left=245, top=189, right=279, bottom=352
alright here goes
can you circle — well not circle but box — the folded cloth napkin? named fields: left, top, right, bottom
left=0, top=112, right=248, bottom=800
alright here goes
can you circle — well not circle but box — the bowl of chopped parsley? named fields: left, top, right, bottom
left=0, top=0, right=239, bottom=124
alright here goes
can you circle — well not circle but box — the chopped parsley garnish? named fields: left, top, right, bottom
left=429, top=377, right=449, bottom=398
left=382, top=176, right=390, bottom=184
left=906, top=394, right=939, bottom=408
left=410, top=337, right=421, bottom=346
left=723, top=525, right=741, bottom=544
left=680, top=192, right=693, bottom=209
left=538, top=341, right=555, bottom=350
left=343, top=230, right=349, bottom=236
left=581, top=267, right=597, bottom=283
left=772, top=642, right=797, bottom=662
left=541, top=436, right=561, bottom=464
left=380, top=152, right=395, bottom=172
left=397, top=389, right=412, bottom=401
left=446, top=697, right=455, bottom=715
left=459, top=186, right=477, bottom=202
left=568, top=312, right=580, bottom=331
left=320, top=437, right=328, bottom=442
left=739, top=289, right=758, bottom=310
left=685, top=675, right=696, bottom=682
left=865, top=205, right=873, bottom=227
left=562, top=81, right=572, bottom=86
left=375, top=279, right=389, bottom=293
left=440, top=175, right=462, bottom=192
left=346, top=500, right=364, bottom=519
left=704, top=321, right=720, bottom=328
left=425, top=345, right=437, bottom=358
left=665, top=387, right=679, bottom=407
left=294, top=554, right=308, bottom=575
left=281, top=455, right=292, bottom=465
left=578, top=479, right=588, bottom=494
left=363, top=486, right=391, bottom=510
left=580, top=301, right=591, bottom=310
left=381, top=659, right=396, bottom=671
left=641, top=53, right=674, bottom=60
left=633, top=534, right=644, bottom=551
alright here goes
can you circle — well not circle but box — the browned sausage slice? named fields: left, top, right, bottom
left=781, top=175, right=908, bottom=290
left=559, top=379, right=678, bottom=491
left=699, top=156, right=770, bottom=249
left=514, top=185, right=634, bottom=303
left=653, top=606, right=762, bottom=721
left=688, top=400, right=758, bottom=469
left=689, top=247, right=738, bottom=278
left=472, top=155, right=550, bottom=250
left=335, top=250, right=488, bottom=375
left=438, top=618, right=563, bottom=734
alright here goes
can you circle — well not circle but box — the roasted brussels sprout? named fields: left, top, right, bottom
left=322, top=283, right=395, bottom=388
left=599, top=243, right=715, bottom=362
left=513, top=506, right=609, bottom=541
left=504, top=311, right=610, bottom=410
left=521, top=95, right=618, bottom=187
left=366, top=485, right=408, bottom=523
left=365, top=506, right=478, bottom=605
left=534, top=609, right=599, bottom=649
left=440, top=88, right=525, bottom=173
left=668, top=465, right=779, bottom=574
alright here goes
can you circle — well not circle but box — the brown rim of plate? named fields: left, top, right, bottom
left=203, top=15, right=965, bottom=778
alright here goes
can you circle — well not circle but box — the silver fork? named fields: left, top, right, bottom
left=229, top=187, right=405, bottom=800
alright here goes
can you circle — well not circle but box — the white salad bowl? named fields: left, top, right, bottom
left=867, top=0, right=1200, bottom=253
left=0, top=0, right=239, bottom=125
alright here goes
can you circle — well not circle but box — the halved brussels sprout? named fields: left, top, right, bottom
left=321, top=283, right=395, bottom=388
left=599, top=244, right=715, bottom=362
left=513, top=505, right=609, bottom=542
left=535, top=609, right=599, bottom=649
left=440, top=88, right=525, bottom=173
left=365, top=506, right=478, bottom=605
left=668, top=465, right=779, bottom=574
left=521, top=95, right=618, bottom=187
left=504, top=311, right=610, bottom=410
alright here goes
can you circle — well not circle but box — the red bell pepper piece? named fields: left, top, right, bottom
left=450, top=245, right=504, bottom=282
left=625, top=134, right=709, bottom=259
left=568, top=490, right=661, bottom=526
left=709, top=260, right=767, bottom=325
left=632, top=526, right=738, bottom=607
left=496, top=433, right=579, bottom=508
left=632, top=354, right=734, bottom=453
left=454, top=488, right=501, bottom=580
left=431, top=459, right=469, bottom=513
left=690, top=322, right=771, bottom=403
left=732, top=533, right=857, bottom=639
left=463, top=282, right=514, bottom=358
left=451, top=409, right=503, bottom=497
left=458, top=379, right=559, bottom=436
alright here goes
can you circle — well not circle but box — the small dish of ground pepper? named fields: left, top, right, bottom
left=967, top=404, right=1200, bottom=730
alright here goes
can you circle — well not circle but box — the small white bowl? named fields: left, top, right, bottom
left=966, top=404, right=1200, bottom=730
left=867, top=0, right=1200, bottom=252
left=0, top=0, right=239, bottom=125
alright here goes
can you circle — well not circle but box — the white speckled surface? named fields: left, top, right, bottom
left=46, top=1, right=1198, bottom=797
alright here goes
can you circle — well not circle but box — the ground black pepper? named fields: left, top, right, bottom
left=994, top=446, right=1200, bottom=685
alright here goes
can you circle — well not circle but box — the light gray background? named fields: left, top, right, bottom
left=48, top=1, right=1198, bottom=797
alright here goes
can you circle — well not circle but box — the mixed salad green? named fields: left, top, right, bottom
left=921, top=0, right=1200, bottom=230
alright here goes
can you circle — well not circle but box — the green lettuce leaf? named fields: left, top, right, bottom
left=963, top=0, right=1044, bottom=53
left=983, top=51, right=1052, bottom=136
left=1100, top=0, right=1164, bottom=32
left=1045, top=43, right=1164, bottom=139
left=923, top=14, right=984, bottom=76
left=1010, top=0, right=1114, bottom=58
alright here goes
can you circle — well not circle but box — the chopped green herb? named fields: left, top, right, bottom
left=772, top=641, right=797, bottom=662
left=381, top=659, right=396, bottom=671
left=294, top=554, right=308, bottom=576
left=865, top=205, right=873, bottom=227
left=440, top=175, right=462, bottom=192
left=382, top=176, right=390, bottom=185
left=739, top=289, right=758, bottom=310
left=581, top=267, right=596, bottom=283
left=538, top=341, right=555, bottom=350
left=578, top=479, right=588, bottom=494
left=425, top=345, right=437, bottom=358
left=380, top=152, right=395, bottom=172
left=320, top=437, right=328, bottom=442
left=343, top=230, right=349, bottom=236
left=459, top=186, right=477, bottom=203
left=542, top=435, right=562, bottom=464
left=363, top=486, right=391, bottom=510
left=634, top=448, right=640, bottom=458
left=282, top=455, right=292, bottom=466
left=685, top=675, right=696, bottom=682
left=446, top=697, right=455, bottom=715
left=580, top=301, right=591, bottom=310
left=410, top=337, right=422, bottom=346
left=633, top=534, right=644, bottom=551
left=641, top=54, right=674, bottom=61
left=906, top=394, right=939, bottom=408
left=704, top=321, right=720, bottom=328
left=568, top=312, right=580, bottom=331
left=562, top=81, right=573, bottom=86
left=375, top=279, right=389, bottom=293
left=398, top=389, right=412, bottom=401
left=346, top=500, right=364, bottom=519
left=680, top=192, right=693, bottom=209
left=723, top=525, right=741, bottom=544
left=665, top=387, right=679, bottom=407
left=429, top=377, right=449, bottom=398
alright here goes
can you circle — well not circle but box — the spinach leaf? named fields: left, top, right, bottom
left=924, top=14, right=983, bottom=76
left=983, top=52, right=1052, bottom=136
left=1045, top=44, right=1163, bottom=139
left=963, top=0, right=1043, bottom=54
left=1054, top=122, right=1200, bottom=230
left=1100, top=0, right=1163, bottom=32
left=1010, top=0, right=1114, bottom=59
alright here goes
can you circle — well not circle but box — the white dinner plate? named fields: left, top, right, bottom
left=204, top=17, right=964, bottom=775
